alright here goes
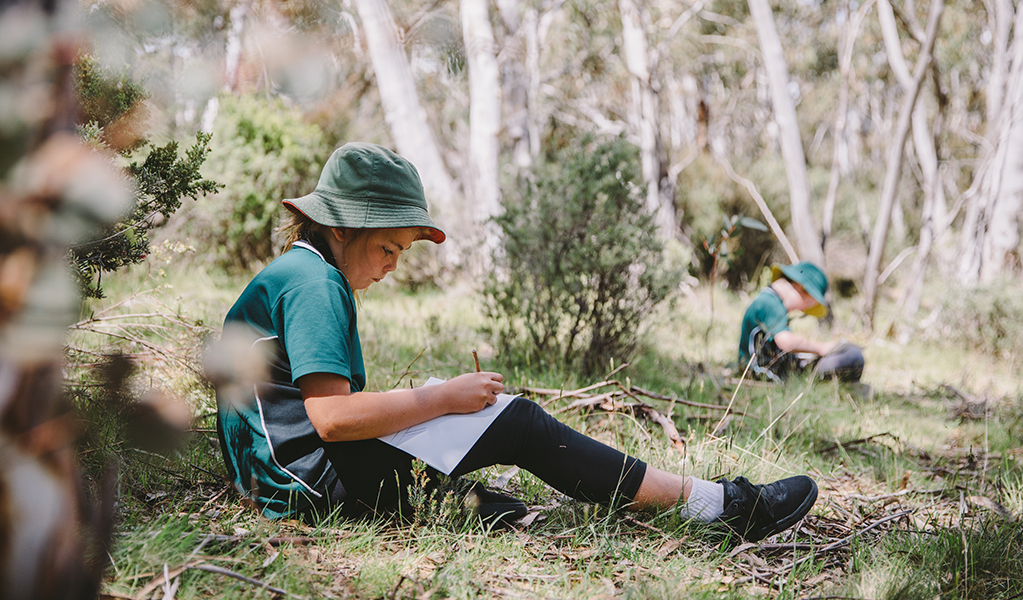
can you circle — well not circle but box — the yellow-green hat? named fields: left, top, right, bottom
left=771, top=261, right=829, bottom=318
left=283, top=142, right=445, bottom=244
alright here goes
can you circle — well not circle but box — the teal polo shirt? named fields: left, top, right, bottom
left=738, top=287, right=790, bottom=379
left=216, top=241, right=366, bottom=518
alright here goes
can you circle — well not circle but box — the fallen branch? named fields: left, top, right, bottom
left=734, top=509, right=914, bottom=586
left=630, top=385, right=746, bottom=414
left=840, top=488, right=945, bottom=503
left=134, top=561, right=297, bottom=599
left=635, top=405, right=686, bottom=453
left=817, top=432, right=902, bottom=454
left=520, top=380, right=620, bottom=400
left=193, top=563, right=293, bottom=597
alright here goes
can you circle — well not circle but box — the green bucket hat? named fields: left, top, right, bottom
left=283, top=142, right=445, bottom=244
left=771, top=261, right=829, bottom=318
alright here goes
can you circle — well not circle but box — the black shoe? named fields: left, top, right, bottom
left=715, top=475, right=818, bottom=542
left=461, top=481, right=528, bottom=525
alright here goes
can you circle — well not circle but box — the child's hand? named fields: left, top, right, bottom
left=442, top=371, right=505, bottom=414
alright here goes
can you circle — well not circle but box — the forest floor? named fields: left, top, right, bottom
left=85, top=260, right=1023, bottom=600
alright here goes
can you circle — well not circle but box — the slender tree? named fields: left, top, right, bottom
left=461, top=0, right=503, bottom=270
left=746, top=0, right=824, bottom=266
left=863, top=0, right=944, bottom=325
left=619, top=0, right=677, bottom=240
left=870, top=0, right=948, bottom=325
left=822, top=0, right=875, bottom=250
left=495, top=0, right=533, bottom=170
left=352, top=0, right=461, bottom=262
left=958, top=1, right=1023, bottom=284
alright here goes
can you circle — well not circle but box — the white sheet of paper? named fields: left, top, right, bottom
left=378, top=377, right=516, bottom=474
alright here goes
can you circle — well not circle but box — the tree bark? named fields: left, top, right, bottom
left=352, top=0, right=459, bottom=250
left=200, top=0, right=251, bottom=133
left=863, top=0, right=944, bottom=325
left=461, top=0, right=503, bottom=270
left=958, top=0, right=1023, bottom=284
left=495, top=0, right=532, bottom=169
left=618, top=0, right=677, bottom=240
left=876, top=0, right=948, bottom=322
left=822, top=0, right=874, bottom=250
left=746, top=0, right=824, bottom=266
left=525, top=2, right=564, bottom=159
left=984, top=0, right=1013, bottom=129
left=980, top=7, right=1023, bottom=282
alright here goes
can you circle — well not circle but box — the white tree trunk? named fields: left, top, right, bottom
left=985, top=0, right=1013, bottom=128
left=351, top=0, right=459, bottom=244
left=958, top=0, right=1023, bottom=284
left=619, top=0, right=677, bottom=240
left=746, top=0, right=824, bottom=266
left=496, top=0, right=532, bottom=169
left=461, top=0, right=503, bottom=271
left=980, top=14, right=1023, bottom=282
left=877, top=0, right=947, bottom=238
left=200, top=0, right=250, bottom=133
left=863, top=0, right=943, bottom=324
left=823, top=0, right=874, bottom=249
left=876, top=0, right=948, bottom=321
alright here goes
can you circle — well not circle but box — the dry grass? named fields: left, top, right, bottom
left=86, top=266, right=1023, bottom=599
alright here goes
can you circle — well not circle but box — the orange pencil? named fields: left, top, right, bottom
left=472, top=349, right=481, bottom=372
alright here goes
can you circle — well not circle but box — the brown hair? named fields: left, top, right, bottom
left=279, top=211, right=317, bottom=252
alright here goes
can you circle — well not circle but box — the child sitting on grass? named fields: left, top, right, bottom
left=215, top=142, right=819, bottom=542
left=738, top=261, right=864, bottom=383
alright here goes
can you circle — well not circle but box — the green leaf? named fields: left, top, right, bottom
left=739, top=216, right=769, bottom=232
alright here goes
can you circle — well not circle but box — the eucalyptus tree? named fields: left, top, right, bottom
left=863, top=0, right=944, bottom=325
left=746, top=0, right=824, bottom=266
left=619, top=0, right=678, bottom=240
left=861, top=0, right=945, bottom=325
left=958, top=0, right=1023, bottom=285
left=461, top=0, right=503, bottom=269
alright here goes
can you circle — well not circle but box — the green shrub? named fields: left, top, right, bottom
left=675, top=154, right=779, bottom=288
left=934, top=279, right=1023, bottom=369
left=187, top=94, right=327, bottom=269
left=483, top=134, right=683, bottom=378
left=69, top=55, right=219, bottom=298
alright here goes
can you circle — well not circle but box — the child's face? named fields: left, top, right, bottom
left=337, top=227, right=419, bottom=290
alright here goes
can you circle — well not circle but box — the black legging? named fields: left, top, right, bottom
left=320, top=398, right=648, bottom=517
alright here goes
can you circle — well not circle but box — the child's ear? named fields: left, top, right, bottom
left=330, top=227, right=345, bottom=243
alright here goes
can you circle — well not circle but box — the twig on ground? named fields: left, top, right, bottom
left=840, top=488, right=945, bottom=502
left=521, top=380, right=621, bottom=400
left=623, top=515, right=670, bottom=536
left=629, top=385, right=746, bottom=414
left=733, top=509, right=915, bottom=586
left=818, top=432, right=902, bottom=454
left=546, top=385, right=688, bottom=453
left=193, top=563, right=294, bottom=597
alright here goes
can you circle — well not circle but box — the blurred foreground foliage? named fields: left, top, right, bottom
left=484, top=134, right=684, bottom=378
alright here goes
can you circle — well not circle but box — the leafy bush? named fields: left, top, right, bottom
left=675, top=154, right=779, bottom=288
left=933, top=279, right=1023, bottom=369
left=483, top=134, right=683, bottom=377
left=69, top=55, right=220, bottom=298
left=187, top=94, right=327, bottom=269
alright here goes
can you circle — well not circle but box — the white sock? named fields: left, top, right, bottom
left=681, top=477, right=725, bottom=522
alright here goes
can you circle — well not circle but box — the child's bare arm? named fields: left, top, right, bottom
left=300, top=371, right=504, bottom=442
left=773, top=331, right=837, bottom=357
